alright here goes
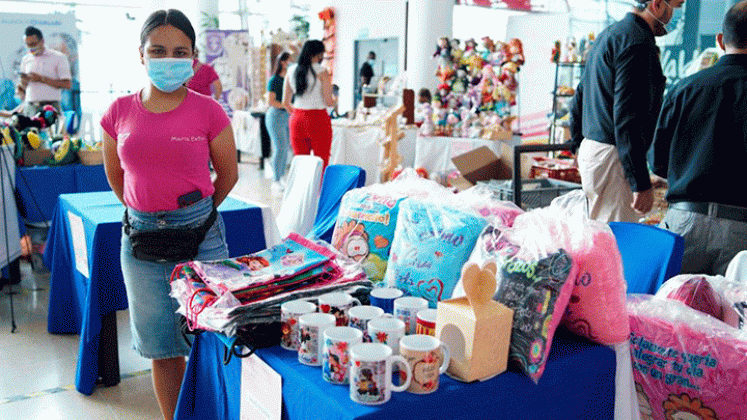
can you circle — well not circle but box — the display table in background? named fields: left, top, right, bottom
left=413, top=135, right=523, bottom=175
left=330, top=123, right=417, bottom=185
left=15, top=164, right=110, bottom=223
left=44, top=191, right=280, bottom=395
left=175, top=328, right=615, bottom=420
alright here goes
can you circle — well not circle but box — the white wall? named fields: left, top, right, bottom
left=329, top=0, right=407, bottom=113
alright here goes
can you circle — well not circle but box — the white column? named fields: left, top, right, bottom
left=406, top=0, right=454, bottom=93
left=197, top=0, right=220, bottom=59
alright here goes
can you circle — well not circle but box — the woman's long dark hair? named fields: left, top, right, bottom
left=140, top=9, right=195, bottom=50
left=294, top=40, right=325, bottom=96
left=273, top=51, right=291, bottom=77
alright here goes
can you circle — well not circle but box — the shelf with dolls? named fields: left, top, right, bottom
left=548, top=36, right=593, bottom=144
left=416, top=36, right=525, bottom=141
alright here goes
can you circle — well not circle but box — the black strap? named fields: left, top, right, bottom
left=123, top=205, right=218, bottom=236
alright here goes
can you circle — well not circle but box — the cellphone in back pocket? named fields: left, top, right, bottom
left=177, top=190, right=202, bottom=208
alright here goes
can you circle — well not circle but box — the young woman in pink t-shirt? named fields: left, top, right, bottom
left=100, top=9, right=237, bottom=420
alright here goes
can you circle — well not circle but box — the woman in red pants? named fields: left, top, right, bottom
left=283, top=39, right=337, bottom=169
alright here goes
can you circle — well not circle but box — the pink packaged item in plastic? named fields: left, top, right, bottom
left=628, top=294, right=747, bottom=420
left=657, top=274, right=747, bottom=329
left=456, top=184, right=524, bottom=227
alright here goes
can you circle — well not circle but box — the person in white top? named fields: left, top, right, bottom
left=282, top=39, right=337, bottom=169
left=19, top=26, right=72, bottom=116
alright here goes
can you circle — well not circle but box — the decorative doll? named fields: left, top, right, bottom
left=480, top=36, right=496, bottom=62
left=451, top=69, right=469, bottom=94
left=491, top=40, right=509, bottom=67
left=418, top=102, right=435, bottom=136
left=477, top=65, right=499, bottom=111
left=433, top=36, right=453, bottom=68
left=508, top=38, right=525, bottom=66
left=450, top=38, right=464, bottom=68
left=468, top=117, right=483, bottom=139
left=551, top=40, right=561, bottom=63
left=460, top=107, right=473, bottom=138
left=463, top=38, right=478, bottom=62
left=436, top=62, right=456, bottom=85
left=498, top=62, right=519, bottom=99
left=493, top=84, right=512, bottom=117
left=446, top=108, right=461, bottom=136
left=434, top=100, right=448, bottom=136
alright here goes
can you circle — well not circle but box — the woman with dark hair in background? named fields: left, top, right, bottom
left=187, top=48, right=223, bottom=100
left=265, top=51, right=291, bottom=191
left=283, top=39, right=337, bottom=169
left=100, top=9, right=237, bottom=419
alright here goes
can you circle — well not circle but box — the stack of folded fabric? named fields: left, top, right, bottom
left=170, top=233, right=372, bottom=337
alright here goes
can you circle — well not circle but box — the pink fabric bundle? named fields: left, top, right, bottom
left=456, top=184, right=524, bottom=227
left=562, top=227, right=630, bottom=344
left=628, top=295, right=747, bottom=420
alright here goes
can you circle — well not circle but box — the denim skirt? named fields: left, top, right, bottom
left=120, top=196, right=229, bottom=359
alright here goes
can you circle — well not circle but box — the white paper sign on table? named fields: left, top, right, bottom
left=67, top=211, right=89, bottom=278
left=241, top=352, right=282, bottom=420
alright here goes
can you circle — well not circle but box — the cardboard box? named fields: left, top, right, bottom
left=22, top=148, right=52, bottom=166
left=450, top=143, right=535, bottom=191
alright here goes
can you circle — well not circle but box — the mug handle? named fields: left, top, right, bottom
left=351, top=297, right=361, bottom=307
left=438, top=343, right=451, bottom=375
left=390, top=355, right=412, bottom=392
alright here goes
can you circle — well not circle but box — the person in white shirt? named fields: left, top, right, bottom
left=19, top=26, right=72, bottom=117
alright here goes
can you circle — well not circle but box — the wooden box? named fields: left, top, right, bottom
left=436, top=262, right=513, bottom=382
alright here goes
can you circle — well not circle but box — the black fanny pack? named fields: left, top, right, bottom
left=123, top=206, right=218, bottom=263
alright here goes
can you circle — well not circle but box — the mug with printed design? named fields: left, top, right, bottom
left=318, top=292, right=361, bottom=326
left=322, top=326, right=363, bottom=385
left=280, top=299, right=317, bottom=351
left=399, top=334, right=451, bottom=394
left=415, top=308, right=438, bottom=337
left=348, top=305, right=390, bottom=341
left=367, top=317, right=406, bottom=355
left=298, top=312, right=336, bottom=366
left=349, top=342, right=412, bottom=405
left=369, top=287, right=404, bottom=314
left=394, top=296, right=428, bottom=335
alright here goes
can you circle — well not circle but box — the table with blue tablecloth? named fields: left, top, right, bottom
left=175, top=328, right=616, bottom=420
left=15, top=164, right=110, bottom=223
left=43, top=191, right=281, bottom=395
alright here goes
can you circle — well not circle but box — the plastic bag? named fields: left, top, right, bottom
left=456, top=183, right=524, bottom=227
left=656, top=274, right=747, bottom=329
left=627, top=294, right=747, bottom=420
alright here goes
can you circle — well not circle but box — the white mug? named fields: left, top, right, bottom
left=349, top=342, right=412, bottom=405
left=348, top=305, right=390, bottom=341
left=367, top=317, right=406, bottom=355
left=394, top=297, right=428, bottom=335
left=280, top=299, right=317, bottom=351
left=322, top=326, right=363, bottom=385
left=298, top=313, right=336, bottom=366
left=318, top=292, right=362, bottom=327
left=399, top=334, right=451, bottom=394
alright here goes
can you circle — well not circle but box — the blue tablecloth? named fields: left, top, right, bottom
left=15, top=164, right=110, bottom=223
left=175, top=329, right=616, bottom=420
left=44, top=191, right=267, bottom=395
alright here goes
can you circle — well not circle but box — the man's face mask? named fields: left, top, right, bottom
left=647, top=0, right=677, bottom=36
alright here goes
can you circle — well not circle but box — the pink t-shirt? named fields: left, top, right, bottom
left=187, top=60, right=220, bottom=96
left=100, top=90, right=230, bottom=212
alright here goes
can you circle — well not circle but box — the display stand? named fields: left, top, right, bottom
left=379, top=104, right=406, bottom=183
left=549, top=62, right=584, bottom=144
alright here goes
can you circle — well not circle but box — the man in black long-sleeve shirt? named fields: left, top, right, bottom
left=648, top=1, right=747, bottom=275
left=569, top=0, right=684, bottom=222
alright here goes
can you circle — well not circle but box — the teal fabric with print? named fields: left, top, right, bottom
left=331, top=189, right=408, bottom=284
left=384, top=199, right=487, bottom=308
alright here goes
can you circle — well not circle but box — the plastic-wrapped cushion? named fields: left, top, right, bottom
left=330, top=169, right=452, bottom=284
left=657, top=274, right=747, bottom=329
left=627, top=294, right=747, bottom=420
left=456, top=184, right=524, bottom=227
left=384, top=198, right=486, bottom=308
left=561, top=220, right=629, bottom=345
left=465, top=210, right=578, bottom=383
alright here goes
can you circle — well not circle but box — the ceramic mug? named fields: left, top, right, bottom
left=298, top=313, right=336, bottom=366
left=367, top=317, right=406, bottom=355
left=399, top=334, right=451, bottom=394
left=322, top=326, right=363, bottom=385
left=394, top=297, right=428, bottom=335
left=280, top=299, right=317, bottom=351
left=369, top=287, right=404, bottom=314
left=348, top=305, right=391, bottom=341
left=415, top=308, right=438, bottom=337
left=318, top=292, right=361, bottom=326
left=349, top=342, right=412, bottom=405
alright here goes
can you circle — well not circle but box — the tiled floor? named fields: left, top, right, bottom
left=0, top=158, right=282, bottom=420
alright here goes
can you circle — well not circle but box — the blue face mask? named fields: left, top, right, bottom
left=145, top=58, right=194, bottom=93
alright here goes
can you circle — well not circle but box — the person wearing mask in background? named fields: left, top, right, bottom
left=265, top=52, right=291, bottom=192
left=357, top=51, right=376, bottom=105
left=283, top=39, right=337, bottom=170
left=0, top=84, right=26, bottom=119
left=19, top=26, right=71, bottom=117
left=187, top=48, right=223, bottom=101
left=569, top=0, right=685, bottom=223
left=649, top=1, right=747, bottom=275
left=100, top=10, right=238, bottom=420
